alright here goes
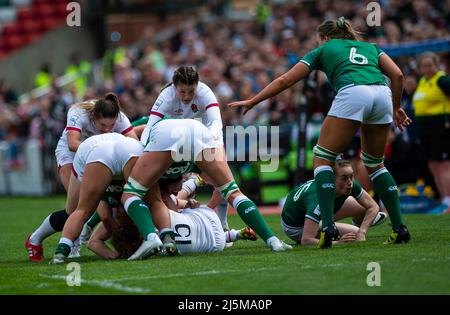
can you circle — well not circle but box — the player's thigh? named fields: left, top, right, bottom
left=334, top=197, right=366, bottom=221
left=65, top=173, right=81, bottom=214
left=77, top=162, right=113, bottom=215
left=196, top=150, right=234, bottom=187
left=58, top=164, right=72, bottom=192
left=316, top=116, right=361, bottom=155
left=360, top=123, right=390, bottom=158
left=130, top=151, right=173, bottom=187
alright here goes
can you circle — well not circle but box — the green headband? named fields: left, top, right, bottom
left=336, top=16, right=345, bottom=28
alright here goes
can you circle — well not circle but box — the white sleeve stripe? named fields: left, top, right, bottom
left=300, top=60, right=310, bottom=66
left=305, top=215, right=320, bottom=224
left=355, top=189, right=364, bottom=200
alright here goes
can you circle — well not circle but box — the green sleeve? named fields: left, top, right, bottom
left=299, top=46, right=323, bottom=71
left=437, top=76, right=450, bottom=96
left=131, top=116, right=149, bottom=127
left=304, top=195, right=320, bottom=223
left=374, top=44, right=385, bottom=57
left=351, top=179, right=364, bottom=200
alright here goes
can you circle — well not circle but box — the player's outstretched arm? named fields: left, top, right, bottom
left=228, top=62, right=310, bottom=115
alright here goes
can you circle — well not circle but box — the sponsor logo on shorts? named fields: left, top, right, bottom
left=388, top=186, right=397, bottom=191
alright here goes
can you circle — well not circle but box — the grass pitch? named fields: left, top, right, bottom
left=0, top=196, right=449, bottom=295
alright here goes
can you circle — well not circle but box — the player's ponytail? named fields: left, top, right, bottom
left=317, top=17, right=362, bottom=41
left=92, top=92, right=121, bottom=120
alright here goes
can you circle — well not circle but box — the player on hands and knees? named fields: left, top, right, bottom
left=281, top=158, right=384, bottom=245
left=26, top=93, right=137, bottom=262
left=49, top=133, right=143, bottom=264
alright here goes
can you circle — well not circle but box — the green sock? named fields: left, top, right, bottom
left=86, top=211, right=101, bottom=229
left=233, top=197, right=274, bottom=241
left=55, top=243, right=71, bottom=257
left=124, top=198, right=156, bottom=240
left=370, top=167, right=404, bottom=229
left=314, top=166, right=336, bottom=228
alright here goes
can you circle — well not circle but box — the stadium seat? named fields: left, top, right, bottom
left=40, top=16, right=60, bottom=31
left=20, top=19, right=43, bottom=34
left=16, top=7, right=36, bottom=21
left=3, top=33, right=27, bottom=49
left=33, top=3, right=56, bottom=18
left=0, top=22, right=20, bottom=36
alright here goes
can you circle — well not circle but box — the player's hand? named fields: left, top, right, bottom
left=228, top=100, right=256, bottom=115
left=337, top=232, right=357, bottom=243
left=394, top=108, right=412, bottom=132
left=356, top=230, right=366, bottom=241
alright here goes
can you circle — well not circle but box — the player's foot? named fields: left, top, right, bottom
left=318, top=223, right=340, bottom=249
left=161, top=232, right=179, bottom=256
left=128, top=233, right=162, bottom=260
left=267, top=237, right=292, bottom=252
left=25, top=235, right=44, bottom=262
left=384, top=224, right=410, bottom=244
left=239, top=227, right=258, bottom=241
left=223, top=227, right=234, bottom=247
left=49, top=253, right=66, bottom=265
left=80, top=224, right=93, bottom=244
left=68, top=238, right=81, bottom=258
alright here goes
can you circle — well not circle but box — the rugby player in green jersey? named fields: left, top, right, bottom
left=281, top=159, right=386, bottom=246
left=230, top=17, right=411, bottom=248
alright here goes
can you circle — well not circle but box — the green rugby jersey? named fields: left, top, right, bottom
left=281, top=179, right=363, bottom=227
left=300, top=39, right=386, bottom=92
left=102, top=179, right=125, bottom=207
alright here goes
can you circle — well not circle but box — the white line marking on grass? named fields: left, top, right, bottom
left=109, top=266, right=316, bottom=283
left=39, top=273, right=150, bottom=294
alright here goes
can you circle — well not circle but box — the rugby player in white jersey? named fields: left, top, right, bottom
left=26, top=93, right=138, bottom=262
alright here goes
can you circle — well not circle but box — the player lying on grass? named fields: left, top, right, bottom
left=281, top=158, right=387, bottom=245
left=49, top=133, right=143, bottom=264
left=87, top=176, right=257, bottom=259
left=78, top=171, right=202, bottom=245
left=120, top=118, right=292, bottom=261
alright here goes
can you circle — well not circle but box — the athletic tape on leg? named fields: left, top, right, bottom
left=362, top=151, right=384, bottom=168
left=123, top=177, right=149, bottom=198
left=313, top=145, right=339, bottom=162
left=217, top=180, right=239, bottom=200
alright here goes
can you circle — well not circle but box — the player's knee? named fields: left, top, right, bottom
left=123, top=177, right=148, bottom=198
left=361, top=151, right=384, bottom=170
left=313, top=145, right=339, bottom=163
left=216, top=180, right=240, bottom=200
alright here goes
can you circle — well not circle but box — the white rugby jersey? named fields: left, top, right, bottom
left=141, top=82, right=223, bottom=145
left=58, top=101, right=133, bottom=151
left=72, top=133, right=142, bottom=181
left=169, top=207, right=222, bottom=254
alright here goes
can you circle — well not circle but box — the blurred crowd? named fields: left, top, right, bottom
left=0, top=0, right=449, bottom=194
